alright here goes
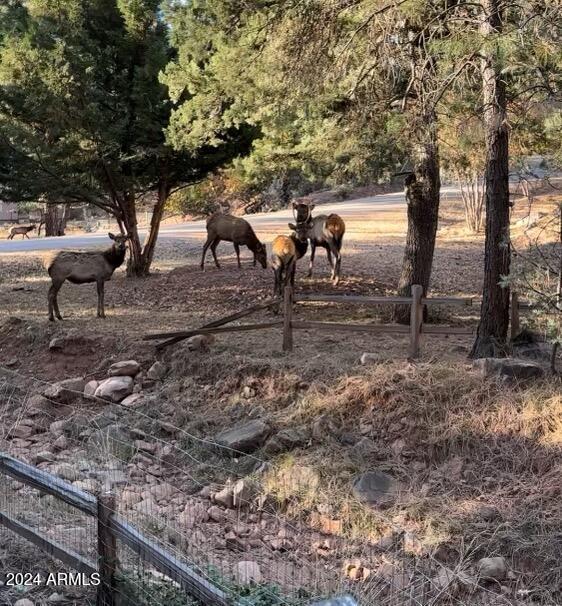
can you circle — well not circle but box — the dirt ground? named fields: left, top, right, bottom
left=0, top=193, right=561, bottom=605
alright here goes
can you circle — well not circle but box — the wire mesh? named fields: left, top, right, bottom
left=1, top=366, right=560, bottom=606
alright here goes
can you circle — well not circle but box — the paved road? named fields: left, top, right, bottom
left=0, top=186, right=461, bottom=254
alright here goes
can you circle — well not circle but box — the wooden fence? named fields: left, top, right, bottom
left=146, top=284, right=476, bottom=358
left=0, top=453, right=232, bottom=606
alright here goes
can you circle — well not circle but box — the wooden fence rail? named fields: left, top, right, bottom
left=146, top=284, right=479, bottom=358
left=0, top=453, right=233, bottom=606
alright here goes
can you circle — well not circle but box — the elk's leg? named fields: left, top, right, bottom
left=24, top=233, right=30, bottom=239
left=210, top=238, right=221, bottom=269
left=308, top=242, right=316, bottom=277
left=48, top=280, right=64, bottom=321
left=200, top=234, right=214, bottom=270
left=272, top=263, right=282, bottom=314
left=328, top=241, right=341, bottom=284
left=97, top=280, right=106, bottom=318
left=234, top=243, right=241, bottom=269
left=288, top=258, right=296, bottom=288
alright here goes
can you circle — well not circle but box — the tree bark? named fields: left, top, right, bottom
left=470, top=0, right=511, bottom=358
left=139, top=181, right=170, bottom=274
left=44, top=204, right=66, bottom=237
left=394, top=113, right=440, bottom=323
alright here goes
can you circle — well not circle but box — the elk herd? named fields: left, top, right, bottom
left=5, top=202, right=345, bottom=320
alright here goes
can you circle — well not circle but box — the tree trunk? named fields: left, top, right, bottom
left=394, top=114, right=440, bottom=323
left=44, top=204, right=66, bottom=237
left=470, top=0, right=511, bottom=358
left=120, top=185, right=169, bottom=278
left=139, top=181, right=170, bottom=274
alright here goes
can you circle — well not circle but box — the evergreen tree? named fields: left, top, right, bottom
left=0, top=0, right=252, bottom=275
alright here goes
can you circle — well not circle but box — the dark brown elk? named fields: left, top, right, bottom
left=271, top=232, right=308, bottom=308
left=201, top=214, right=267, bottom=270
left=290, top=201, right=345, bottom=285
left=46, top=233, right=128, bottom=321
left=8, top=224, right=36, bottom=240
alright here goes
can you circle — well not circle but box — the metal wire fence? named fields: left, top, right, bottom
left=0, top=367, right=559, bottom=606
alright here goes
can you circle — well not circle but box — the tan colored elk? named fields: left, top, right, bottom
left=291, top=201, right=345, bottom=285
left=46, top=233, right=129, bottom=321
left=201, top=214, right=267, bottom=270
left=7, top=224, right=36, bottom=240
left=271, top=231, right=308, bottom=310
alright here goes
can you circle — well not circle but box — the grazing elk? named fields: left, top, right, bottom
left=7, top=224, right=36, bottom=240
left=271, top=231, right=308, bottom=307
left=201, top=214, right=267, bottom=270
left=46, top=233, right=129, bottom=321
left=290, top=201, right=345, bottom=285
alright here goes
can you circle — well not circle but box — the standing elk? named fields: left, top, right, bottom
left=7, top=224, right=36, bottom=240
left=46, top=232, right=129, bottom=321
left=271, top=231, right=308, bottom=308
left=201, top=214, right=267, bottom=270
left=290, top=201, right=345, bottom=285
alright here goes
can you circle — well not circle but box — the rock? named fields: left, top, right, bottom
left=14, top=600, right=35, bottom=606
left=352, top=470, right=402, bottom=508
left=43, top=377, right=86, bottom=404
left=94, top=376, right=134, bottom=403
left=135, top=440, right=157, bottom=455
left=49, top=337, right=65, bottom=351
left=237, top=561, right=262, bottom=584
left=403, top=531, right=425, bottom=556
left=9, top=424, right=34, bottom=439
left=476, top=505, right=501, bottom=522
left=27, top=394, right=52, bottom=415
left=476, top=556, right=508, bottom=581
left=186, top=334, right=215, bottom=351
left=121, top=393, right=143, bottom=407
left=179, top=502, right=209, bottom=528
left=232, top=479, right=257, bottom=508
left=52, top=463, right=79, bottom=482
left=108, top=360, right=141, bottom=377
left=225, top=531, right=247, bottom=552
left=263, top=428, right=308, bottom=455
left=121, top=489, right=142, bottom=507
left=360, top=353, right=378, bottom=365
left=343, top=560, right=371, bottom=581
left=33, top=451, right=55, bottom=464
left=207, top=505, right=227, bottom=522
left=215, top=420, right=271, bottom=454
left=47, top=593, right=65, bottom=603
left=351, top=437, right=377, bottom=458
left=214, top=485, right=234, bottom=509
left=53, top=435, right=68, bottom=450
left=147, top=361, right=167, bottom=381
left=473, top=358, right=545, bottom=381
left=83, top=380, right=99, bottom=399
left=432, top=567, right=477, bottom=594
left=150, top=483, right=176, bottom=500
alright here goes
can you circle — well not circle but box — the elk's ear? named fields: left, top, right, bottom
left=108, top=232, right=116, bottom=240
left=309, top=204, right=315, bottom=211
left=288, top=222, right=296, bottom=230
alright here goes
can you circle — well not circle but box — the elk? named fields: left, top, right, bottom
left=290, top=201, right=345, bottom=285
left=201, top=214, right=267, bottom=270
left=271, top=231, right=308, bottom=306
left=46, top=233, right=129, bottom=321
left=7, top=224, right=36, bottom=240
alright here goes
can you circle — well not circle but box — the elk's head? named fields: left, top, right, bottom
left=254, top=242, right=268, bottom=268
left=292, top=201, right=314, bottom=224
left=289, top=221, right=311, bottom=243
left=108, top=232, right=129, bottom=253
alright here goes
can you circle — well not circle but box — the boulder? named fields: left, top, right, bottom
left=147, top=361, right=167, bottom=381
left=473, top=358, right=545, bottom=380
left=232, top=479, right=258, bottom=508
left=263, top=428, right=308, bottom=455
left=186, top=334, right=215, bottom=351
left=52, top=463, right=79, bottom=482
left=236, top=561, right=262, bottom=585
left=14, top=600, right=35, bottom=606
left=476, top=556, right=508, bottom=581
left=94, top=376, right=134, bottom=403
left=215, top=420, right=271, bottom=455
left=108, top=360, right=141, bottom=377
left=9, top=424, right=34, bottom=439
left=360, top=353, right=378, bottom=365
left=352, top=470, right=402, bottom=508
left=121, top=393, right=143, bottom=407
left=83, top=380, right=99, bottom=400
left=179, top=502, right=209, bottom=528
left=213, top=485, right=234, bottom=509
left=43, top=377, right=86, bottom=404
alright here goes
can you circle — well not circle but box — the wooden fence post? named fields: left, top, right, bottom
left=97, top=491, right=117, bottom=606
left=409, top=285, right=423, bottom=359
left=510, top=291, right=520, bottom=340
left=283, top=285, right=293, bottom=352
